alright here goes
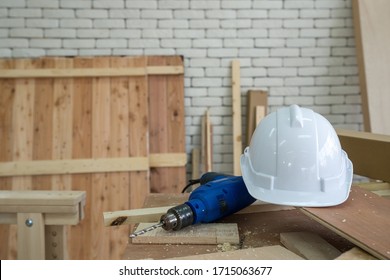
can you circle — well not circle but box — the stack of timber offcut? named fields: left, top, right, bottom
left=0, top=56, right=186, bottom=260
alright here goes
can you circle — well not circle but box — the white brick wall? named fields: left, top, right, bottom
left=0, top=0, right=362, bottom=176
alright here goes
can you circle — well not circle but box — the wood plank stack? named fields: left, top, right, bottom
left=0, top=56, right=186, bottom=260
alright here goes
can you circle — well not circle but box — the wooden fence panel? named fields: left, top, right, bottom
left=0, top=56, right=185, bottom=259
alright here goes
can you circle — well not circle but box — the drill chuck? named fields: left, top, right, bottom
left=160, top=204, right=194, bottom=231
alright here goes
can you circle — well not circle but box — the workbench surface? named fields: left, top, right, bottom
left=122, top=193, right=354, bottom=260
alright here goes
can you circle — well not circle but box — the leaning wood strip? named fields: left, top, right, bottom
left=280, top=231, right=341, bottom=260
left=0, top=157, right=149, bottom=177
left=246, top=90, right=267, bottom=146
left=171, top=245, right=304, bottom=260
left=336, top=129, right=390, bottom=182
left=352, top=0, right=390, bottom=134
left=232, top=60, right=242, bottom=176
left=0, top=66, right=184, bottom=78
left=132, top=223, right=240, bottom=245
left=103, top=206, right=170, bottom=226
left=300, top=186, right=390, bottom=260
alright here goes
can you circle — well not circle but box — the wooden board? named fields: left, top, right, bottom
left=0, top=56, right=184, bottom=260
left=232, top=60, right=242, bottom=175
left=103, top=206, right=171, bottom=227
left=171, top=245, right=303, bottom=260
left=280, top=231, right=341, bottom=260
left=300, top=186, right=390, bottom=260
left=201, top=110, right=213, bottom=173
left=0, top=65, right=183, bottom=78
left=148, top=56, right=186, bottom=193
left=352, top=0, right=390, bottom=134
left=337, top=129, right=390, bottom=182
left=246, top=90, right=267, bottom=146
left=132, top=223, right=240, bottom=245
left=335, top=247, right=377, bottom=260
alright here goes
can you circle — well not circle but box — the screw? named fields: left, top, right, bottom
left=25, top=218, right=33, bottom=227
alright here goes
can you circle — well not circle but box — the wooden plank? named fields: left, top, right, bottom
left=191, top=148, right=200, bottom=179
left=17, top=212, right=45, bottom=260
left=52, top=57, right=73, bottom=192
left=336, top=129, right=390, bottom=182
left=127, top=56, right=150, bottom=210
left=0, top=157, right=150, bottom=177
left=231, top=60, right=242, bottom=175
left=0, top=190, right=85, bottom=206
left=0, top=59, right=15, bottom=260
left=201, top=110, right=213, bottom=173
left=352, top=0, right=390, bottom=134
left=335, top=247, right=377, bottom=260
left=246, top=90, right=267, bottom=146
left=45, top=225, right=67, bottom=260
left=132, top=223, right=240, bottom=245
left=70, top=57, right=93, bottom=259
left=91, top=56, right=111, bottom=259
left=165, top=56, right=186, bottom=192
left=255, top=105, right=265, bottom=126
left=0, top=65, right=184, bottom=78
left=172, top=245, right=304, bottom=260
left=149, top=153, right=187, bottom=168
left=0, top=154, right=185, bottom=177
left=280, top=231, right=341, bottom=260
left=148, top=56, right=169, bottom=193
left=108, top=56, right=131, bottom=260
left=32, top=57, right=54, bottom=192
left=103, top=206, right=170, bottom=227
left=300, top=186, right=390, bottom=260
left=9, top=59, right=36, bottom=259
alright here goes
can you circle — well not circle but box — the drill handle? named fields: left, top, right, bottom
left=199, top=172, right=233, bottom=185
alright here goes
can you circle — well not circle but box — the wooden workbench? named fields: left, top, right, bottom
left=122, top=193, right=355, bottom=260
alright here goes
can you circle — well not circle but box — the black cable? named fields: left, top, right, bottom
left=181, top=178, right=201, bottom=193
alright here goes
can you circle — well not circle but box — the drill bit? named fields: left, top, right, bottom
left=129, top=221, right=164, bottom=238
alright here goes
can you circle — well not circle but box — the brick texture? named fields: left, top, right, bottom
left=0, top=0, right=362, bottom=176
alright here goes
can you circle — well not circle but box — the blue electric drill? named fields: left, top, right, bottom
left=129, top=173, right=256, bottom=238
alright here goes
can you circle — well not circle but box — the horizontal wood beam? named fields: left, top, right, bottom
left=149, top=153, right=187, bottom=168
left=336, top=129, right=390, bottom=182
left=0, top=153, right=187, bottom=177
left=0, top=66, right=184, bottom=79
left=0, top=157, right=149, bottom=177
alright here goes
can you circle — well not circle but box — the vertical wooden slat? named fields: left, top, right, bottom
left=32, top=58, right=54, bottom=191
left=0, top=59, right=15, bottom=259
left=12, top=59, right=35, bottom=190
left=70, top=57, right=93, bottom=259
left=148, top=56, right=186, bottom=193
left=232, top=60, right=242, bottom=176
left=91, top=57, right=111, bottom=259
left=10, top=59, right=35, bottom=259
left=109, top=57, right=130, bottom=259
left=148, top=56, right=170, bottom=193
left=128, top=56, right=149, bottom=209
left=52, top=58, right=73, bottom=191
left=166, top=56, right=186, bottom=192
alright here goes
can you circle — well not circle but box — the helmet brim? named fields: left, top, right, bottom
left=240, top=153, right=353, bottom=207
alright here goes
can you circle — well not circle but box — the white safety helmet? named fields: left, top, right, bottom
left=241, top=104, right=353, bottom=207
